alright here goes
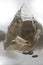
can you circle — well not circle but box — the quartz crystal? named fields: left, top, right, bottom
left=4, top=5, right=43, bottom=51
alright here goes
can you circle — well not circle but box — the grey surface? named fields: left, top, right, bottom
left=0, top=42, right=43, bottom=65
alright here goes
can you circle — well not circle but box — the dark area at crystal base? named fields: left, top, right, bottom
left=22, top=51, right=33, bottom=55
left=32, top=55, right=38, bottom=58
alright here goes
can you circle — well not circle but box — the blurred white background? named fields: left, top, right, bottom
left=0, top=0, right=43, bottom=65
left=0, top=0, right=43, bottom=32
left=0, top=0, right=23, bottom=32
